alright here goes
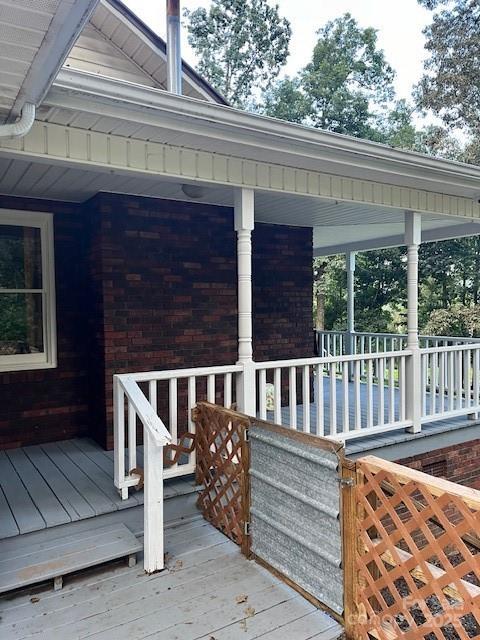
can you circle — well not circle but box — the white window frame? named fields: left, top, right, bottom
left=0, top=210, right=57, bottom=372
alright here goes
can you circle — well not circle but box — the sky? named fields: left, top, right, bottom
left=122, top=0, right=433, bottom=102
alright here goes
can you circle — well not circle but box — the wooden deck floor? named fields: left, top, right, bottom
left=0, top=519, right=342, bottom=640
left=0, top=438, right=195, bottom=540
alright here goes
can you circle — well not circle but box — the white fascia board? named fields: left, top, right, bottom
left=11, top=0, right=99, bottom=118
left=314, top=222, right=480, bottom=256
left=48, top=68, right=480, bottom=197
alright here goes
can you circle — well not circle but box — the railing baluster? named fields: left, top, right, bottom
left=187, top=376, right=196, bottom=469
left=378, top=357, right=384, bottom=427
left=474, top=349, right=480, bottom=411
left=303, top=365, right=310, bottom=432
left=169, top=378, right=178, bottom=446
left=259, top=369, right=267, bottom=420
left=354, top=360, right=361, bottom=430
left=448, top=351, right=454, bottom=411
left=274, top=367, right=282, bottom=425
left=456, top=350, right=463, bottom=410
left=421, top=353, right=427, bottom=418
left=464, top=349, right=471, bottom=410
left=388, top=356, right=395, bottom=423
left=188, top=376, right=196, bottom=432
left=289, top=366, right=297, bottom=429
left=399, top=356, right=406, bottom=421
left=315, top=364, right=324, bottom=436
left=439, top=351, right=445, bottom=414
left=224, top=372, right=232, bottom=408
left=207, top=374, right=215, bottom=403
left=431, top=352, right=437, bottom=416
left=342, top=363, right=349, bottom=433
left=329, top=364, right=337, bottom=436
left=128, top=401, right=137, bottom=473
left=366, top=359, right=373, bottom=428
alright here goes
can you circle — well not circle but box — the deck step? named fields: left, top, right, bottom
left=0, top=523, right=142, bottom=594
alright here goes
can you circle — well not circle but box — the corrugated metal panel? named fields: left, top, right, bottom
left=249, top=424, right=344, bottom=615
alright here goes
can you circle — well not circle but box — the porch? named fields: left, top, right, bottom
left=0, top=517, right=341, bottom=640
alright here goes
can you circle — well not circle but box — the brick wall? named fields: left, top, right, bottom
left=87, top=194, right=314, bottom=448
left=0, top=196, right=91, bottom=448
left=396, top=439, right=480, bottom=490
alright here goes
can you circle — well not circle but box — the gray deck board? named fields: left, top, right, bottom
left=56, top=440, right=139, bottom=510
left=0, top=451, right=45, bottom=534
left=40, top=442, right=116, bottom=516
left=0, top=486, right=19, bottom=538
left=23, top=444, right=94, bottom=522
left=0, top=520, right=341, bottom=640
left=6, top=448, right=70, bottom=529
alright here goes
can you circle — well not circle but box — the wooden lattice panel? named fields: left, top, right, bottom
left=194, top=402, right=250, bottom=553
left=354, top=456, right=480, bottom=640
left=163, top=432, right=195, bottom=467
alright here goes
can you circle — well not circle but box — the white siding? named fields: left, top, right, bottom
left=65, top=24, right=157, bottom=88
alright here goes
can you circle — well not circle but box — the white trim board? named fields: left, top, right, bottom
left=1, top=120, right=479, bottom=222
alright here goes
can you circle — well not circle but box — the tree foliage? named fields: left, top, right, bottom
left=183, top=0, right=291, bottom=107
left=416, top=0, right=480, bottom=135
left=264, top=14, right=395, bottom=138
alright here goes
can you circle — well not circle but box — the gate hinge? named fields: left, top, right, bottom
left=244, top=428, right=249, bottom=442
left=244, top=521, right=251, bottom=536
left=338, top=477, right=355, bottom=488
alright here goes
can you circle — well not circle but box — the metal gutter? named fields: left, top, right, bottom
left=49, top=69, right=480, bottom=196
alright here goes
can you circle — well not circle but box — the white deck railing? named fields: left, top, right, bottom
left=255, top=350, right=412, bottom=441
left=113, top=335, right=480, bottom=567
left=316, top=329, right=480, bottom=359
left=421, top=343, right=480, bottom=423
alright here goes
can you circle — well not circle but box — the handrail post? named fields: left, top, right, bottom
left=405, top=212, right=422, bottom=433
left=143, top=426, right=165, bottom=573
left=113, top=376, right=128, bottom=500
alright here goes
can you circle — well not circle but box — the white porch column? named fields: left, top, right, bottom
left=405, top=211, right=422, bottom=433
left=235, top=188, right=256, bottom=415
left=346, top=251, right=356, bottom=356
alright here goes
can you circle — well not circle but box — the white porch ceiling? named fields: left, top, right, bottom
left=1, top=156, right=479, bottom=255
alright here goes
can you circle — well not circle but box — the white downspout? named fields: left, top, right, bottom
left=0, top=103, right=36, bottom=139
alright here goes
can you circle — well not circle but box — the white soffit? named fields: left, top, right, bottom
left=0, top=0, right=98, bottom=122
left=0, top=156, right=479, bottom=256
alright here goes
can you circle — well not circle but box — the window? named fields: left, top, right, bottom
left=0, top=211, right=56, bottom=371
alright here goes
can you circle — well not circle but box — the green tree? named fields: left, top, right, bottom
left=183, top=0, right=291, bottom=108
left=416, top=0, right=480, bottom=136
left=264, top=14, right=395, bottom=139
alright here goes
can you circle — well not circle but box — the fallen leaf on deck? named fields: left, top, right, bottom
left=235, top=594, right=248, bottom=604
left=244, top=606, right=255, bottom=618
left=30, top=597, right=40, bottom=604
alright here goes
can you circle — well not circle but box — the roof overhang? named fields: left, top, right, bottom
left=2, top=68, right=480, bottom=255
left=47, top=68, right=480, bottom=200
left=1, top=0, right=99, bottom=122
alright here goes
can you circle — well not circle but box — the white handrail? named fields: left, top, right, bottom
left=255, top=350, right=411, bottom=370
left=113, top=374, right=171, bottom=574
left=117, top=375, right=171, bottom=445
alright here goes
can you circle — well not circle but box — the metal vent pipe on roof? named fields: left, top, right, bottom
left=166, top=0, right=182, bottom=95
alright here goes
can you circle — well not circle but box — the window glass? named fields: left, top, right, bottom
left=0, top=293, right=43, bottom=355
left=0, top=225, right=42, bottom=289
